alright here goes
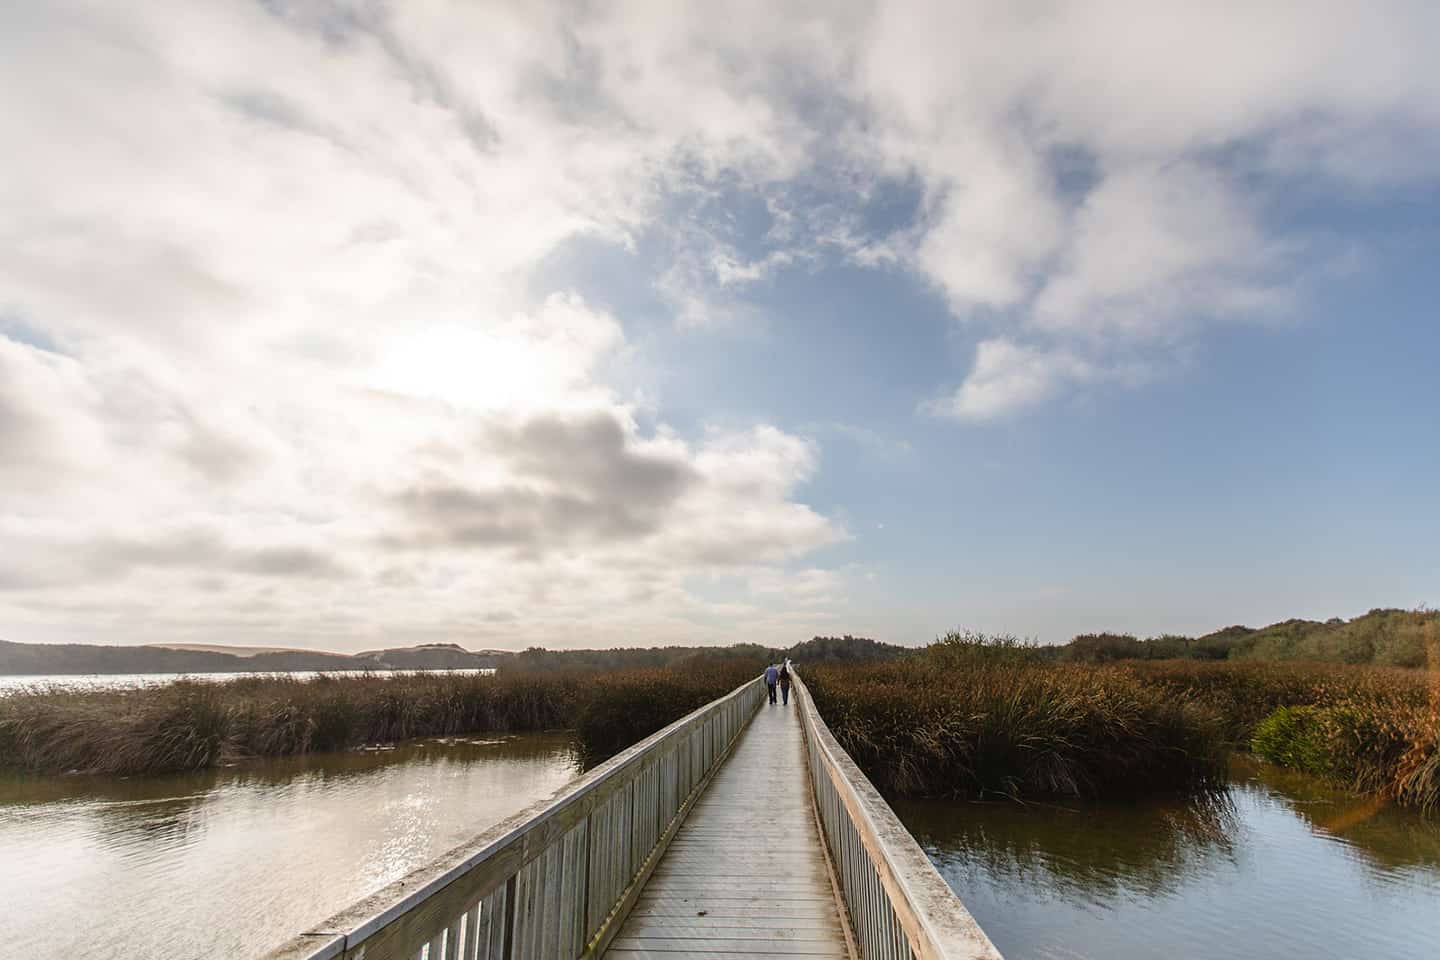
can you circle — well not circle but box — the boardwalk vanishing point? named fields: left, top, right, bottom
left=268, top=674, right=1002, bottom=960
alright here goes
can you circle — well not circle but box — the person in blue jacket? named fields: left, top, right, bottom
left=764, top=663, right=779, bottom=704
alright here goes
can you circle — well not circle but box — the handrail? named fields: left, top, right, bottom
left=264, top=675, right=765, bottom=960
left=794, top=673, right=1003, bottom=960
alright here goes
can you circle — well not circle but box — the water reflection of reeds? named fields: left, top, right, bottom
left=1234, top=756, right=1440, bottom=874
left=898, top=757, right=1440, bottom=912
left=897, top=786, right=1240, bottom=903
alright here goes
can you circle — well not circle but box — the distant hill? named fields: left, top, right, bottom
left=1055, top=608, right=1438, bottom=667
left=0, top=633, right=904, bottom=677
left=497, top=635, right=906, bottom=673
left=355, top=643, right=503, bottom=670
left=0, top=638, right=505, bottom=675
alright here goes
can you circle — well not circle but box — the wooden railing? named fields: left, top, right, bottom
left=794, top=674, right=1003, bottom=960
left=265, top=676, right=765, bottom=960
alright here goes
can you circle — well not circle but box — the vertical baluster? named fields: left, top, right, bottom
left=612, top=785, right=626, bottom=905
left=539, top=840, right=561, bottom=959
left=588, top=797, right=609, bottom=934
left=459, top=903, right=480, bottom=960
left=527, top=857, right=543, bottom=960
left=650, top=762, right=660, bottom=853
left=509, top=864, right=528, bottom=960
left=500, top=879, right=516, bottom=960
left=872, top=850, right=883, bottom=958
left=693, top=725, right=702, bottom=784
left=442, top=916, right=462, bottom=960
left=628, top=769, right=641, bottom=878
left=557, top=821, right=582, bottom=959
left=637, top=769, right=649, bottom=868
left=473, top=889, right=497, bottom=960
left=665, top=747, right=677, bottom=823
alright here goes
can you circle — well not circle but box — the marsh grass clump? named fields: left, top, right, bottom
left=806, top=643, right=1228, bottom=802
left=573, top=656, right=764, bottom=766
left=0, top=682, right=234, bottom=775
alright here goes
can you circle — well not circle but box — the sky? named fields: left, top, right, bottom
left=2, top=1, right=1437, bottom=652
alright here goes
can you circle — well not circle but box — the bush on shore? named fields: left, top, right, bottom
left=1053, top=608, right=1439, bottom=667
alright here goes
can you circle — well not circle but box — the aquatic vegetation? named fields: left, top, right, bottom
left=0, top=659, right=763, bottom=777
left=572, top=656, right=764, bottom=766
left=1251, top=695, right=1440, bottom=816
left=804, top=645, right=1229, bottom=802
left=806, top=641, right=1439, bottom=813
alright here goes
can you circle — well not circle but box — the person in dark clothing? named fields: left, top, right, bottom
left=764, top=663, right=779, bottom=703
left=778, top=662, right=792, bottom=705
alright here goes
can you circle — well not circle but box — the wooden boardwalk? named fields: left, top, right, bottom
left=604, top=694, right=853, bottom=959
left=269, top=674, right=1000, bottom=960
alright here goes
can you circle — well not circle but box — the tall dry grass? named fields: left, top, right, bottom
left=1113, top=658, right=1438, bottom=814
left=807, top=637, right=1439, bottom=813
left=573, top=656, right=764, bottom=766
left=805, top=641, right=1228, bottom=802
left=0, top=671, right=588, bottom=776
left=0, top=660, right=763, bottom=778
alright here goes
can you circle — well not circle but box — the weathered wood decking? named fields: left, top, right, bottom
left=605, top=696, right=852, bottom=959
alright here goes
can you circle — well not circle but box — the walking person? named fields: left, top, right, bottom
left=764, top=663, right=779, bottom=704
left=778, top=661, right=792, bottom=705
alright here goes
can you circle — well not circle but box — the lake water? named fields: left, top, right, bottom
left=0, top=733, right=578, bottom=959
left=896, top=756, right=1440, bottom=960
left=0, top=669, right=495, bottom=696
left=6, top=732, right=1438, bottom=960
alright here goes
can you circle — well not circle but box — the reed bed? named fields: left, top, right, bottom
left=1115, top=660, right=1438, bottom=813
left=807, top=642, right=1440, bottom=813
left=573, top=656, right=764, bottom=766
left=0, top=660, right=762, bottom=777
left=804, top=653, right=1228, bottom=802
left=0, top=670, right=588, bottom=776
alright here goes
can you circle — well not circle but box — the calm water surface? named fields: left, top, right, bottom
left=897, top=757, right=1440, bottom=960
left=0, top=733, right=578, bottom=959
left=0, top=669, right=495, bottom=696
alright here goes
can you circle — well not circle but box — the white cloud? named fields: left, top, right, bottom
left=1031, top=163, right=1294, bottom=338
left=925, top=339, right=1100, bottom=421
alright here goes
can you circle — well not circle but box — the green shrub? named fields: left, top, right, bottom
left=1251, top=706, right=1334, bottom=774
